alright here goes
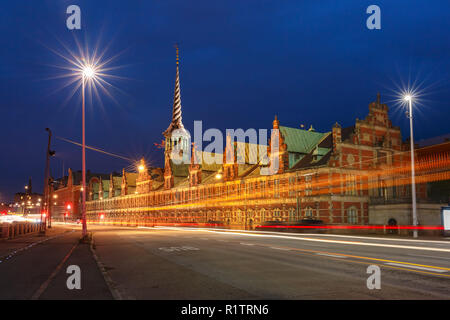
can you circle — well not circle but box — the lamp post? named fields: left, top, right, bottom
left=52, top=42, right=117, bottom=236
left=404, top=95, right=418, bottom=238
left=80, top=66, right=95, bottom=238
left=42, top=128, right=55, bottom=232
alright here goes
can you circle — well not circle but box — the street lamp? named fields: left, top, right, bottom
left=49, top=40, right=122, bottom=237
left=404, top=94, right=418, bottom=238
left=79, top=64, right=97, bottom=238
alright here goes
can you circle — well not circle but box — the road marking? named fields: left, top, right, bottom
left=158, top=246, right=200, bottom=252
left=283, top=247, right=450, bottom=272
left=269, top=247, right=291, bottom=251
left=406, top=253, right=450, bottom=261
left=31, top=242, right=78, bottom=300
left=385, top=262, right=448, bottom=273
left=315, top=253, right=347, bottom=259
left=240, top=242, right=255, bottom=246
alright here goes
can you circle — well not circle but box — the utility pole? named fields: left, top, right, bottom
left=43, top=128, right=55, bottom=232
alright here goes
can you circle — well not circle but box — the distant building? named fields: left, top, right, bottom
left=51, top=169, right=117, bottom=219
left=13, top=178, right=43, bottom=215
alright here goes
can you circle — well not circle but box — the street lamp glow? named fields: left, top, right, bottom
left=404, top=94, right=412, bottom=102
left=82, top=65, right=96, bottom=79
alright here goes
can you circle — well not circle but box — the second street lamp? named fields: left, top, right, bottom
left=80, top=64, right=97, bottom=238
left=404, top=94, right=418, bottom=238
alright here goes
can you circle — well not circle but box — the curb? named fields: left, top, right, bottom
left=89, top=233, right=123, bottom=300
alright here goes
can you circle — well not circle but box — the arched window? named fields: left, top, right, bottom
left=305, top=207, right=313, bottom=218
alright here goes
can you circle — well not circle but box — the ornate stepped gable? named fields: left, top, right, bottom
left=136, top=158, right=152, bottom=194
left=223, top=135, right=239, bottom=181
left=268, top=115, right=288, bottom=174
left=121, top=168, right=128, bottom=195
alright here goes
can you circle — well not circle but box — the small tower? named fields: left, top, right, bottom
left=163, top=44, right=191, bottom=164
left=163, top=44, right=191, bottom=189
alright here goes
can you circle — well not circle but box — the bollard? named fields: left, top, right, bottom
left=2, top=223, right=9, bottom=238
left=9, top=223, right=15, bottom=239
left=19, top=223, right=23, bottom=235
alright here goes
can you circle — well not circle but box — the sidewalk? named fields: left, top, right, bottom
left=0, top=226, right=113, bottom=299
left=0, top=226, right=72, bottom=259
left=38, top=240, right=114, bottom=300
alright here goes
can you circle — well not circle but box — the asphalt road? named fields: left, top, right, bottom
left=2, top=223, right=450, bottom=299
left=89, top=224, right=450, bottom=299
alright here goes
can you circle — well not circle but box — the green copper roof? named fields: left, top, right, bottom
left=279, top=126, right=328, bottom=154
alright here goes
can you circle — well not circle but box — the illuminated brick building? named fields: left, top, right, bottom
left=84, top=55, right=450, bottom=229
left=51, top=169, right=123, bottom=219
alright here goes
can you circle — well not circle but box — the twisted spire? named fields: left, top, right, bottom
left=164, top=44, right=184, bottom=136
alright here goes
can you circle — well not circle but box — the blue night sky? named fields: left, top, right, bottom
left=1, top=0, right=449, bottom=201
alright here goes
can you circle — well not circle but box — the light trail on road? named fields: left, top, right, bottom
left=148, top=226, right=450, bottom=253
